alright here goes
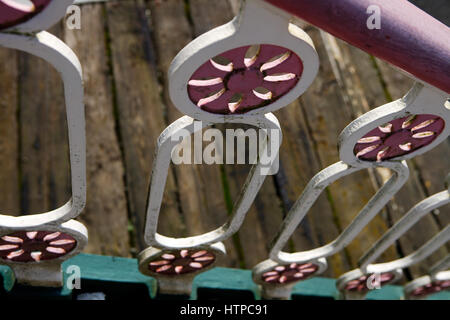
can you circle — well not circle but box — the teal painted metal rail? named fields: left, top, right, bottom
left=1, top=254, right=449, bottom=300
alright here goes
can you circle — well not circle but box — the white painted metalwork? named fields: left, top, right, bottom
left=252, top=81, right=449, bottom=298
left=336, top=173, right=450, bottom=299
left=0, top=0, right=87, bottom=287
left=138, top=0, right=319, bottom=294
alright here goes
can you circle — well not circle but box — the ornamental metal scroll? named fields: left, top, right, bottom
left=336, top=173, right=450, bottom=300
left=138, top=0, right=319, bottom=295
left=0, top=0, right=87, bottom=287
left=252, top=82, right=449, bottom=299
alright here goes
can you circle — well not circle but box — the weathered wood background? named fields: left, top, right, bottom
left=0, top=0, right=448, bottom=282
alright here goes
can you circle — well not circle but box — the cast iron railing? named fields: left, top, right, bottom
left=0, top=0, right=448, bottom=300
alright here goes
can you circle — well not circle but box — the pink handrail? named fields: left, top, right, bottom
left=263, top=0, right=450, bottom=94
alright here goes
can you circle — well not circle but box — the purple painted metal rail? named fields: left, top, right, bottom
left=263, top=0, right=450, bottom=94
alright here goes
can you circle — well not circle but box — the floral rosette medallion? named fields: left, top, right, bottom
left=187, top=44, right=303, bottom=114
left=0, top=231, right=77, bottom=263
left=148, top=249, right=216, bottom=276
left=261, top=262, right=319, bottom=285
left=339, top=83, right=449, bottom=166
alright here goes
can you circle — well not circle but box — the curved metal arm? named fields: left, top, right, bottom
left=366, top=226, right=450, bottom=274
left=0, top=31, right=86, bottom=229
left=359, top=190, right=450, bottom=269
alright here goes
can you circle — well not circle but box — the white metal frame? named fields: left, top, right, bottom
left=0, top=1, right=87, bottom=287
left=269, top=160, right=410, bottom=264
left=0, top=32, right=86, bottom=229
left=336, top=174, right=450, bottom=299
left=144, top=114, right=281, bottom=249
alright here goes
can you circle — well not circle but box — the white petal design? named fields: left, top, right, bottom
left=357, top=136, right=381, bottom=144
left=194, top=256, right=214, bottom=262
left=189, top=262, right=203, bottom=269
left=399, top=142, right=412, bottom=151
left=0, top=244, right=18, bottom=251
left=264, top=276, right=279, bottom=282
left=188, top=77, right=223, bottom=86
left=156, top=265, right=172, bottom=273
left=228, top=93, right=243, bottom=113
left=191, top=250, right=207, bottom=258
left=275, top=266, right=285, bottom=272
left=298, top=263, right=313, bottom=270
left=7, top=249, right=24, bottom=259
left=26, top=231, right=38, bottom=240
left=46, top=247, right=66, bottom=254
left=264, top=73, right=296, bottom=82
left=49, top=239, right=76, bottom=246
left=289, top=263, right=297, bottom=269
left=1, top=0, right=35, bottom=12
left=263, top=271, right=278, bottom=277
left=161, top=254, right=175, bottom=260
left=197, top=88, right=225, bottom=107
left=252, top=87, right=273, bottom=100
left=1, top=236, right=23, bottom=244
left=402, top=115, right=416, bottom=129
left=301, top=267, right=317, bottom=274
left=377, top=147, right=390, bottom=162
left=210, top=57, right=233, bottom=72
left=279, top=276, right=288, bottom=283
left=411, top=119, right=435, bottom=132
left=260, top=52, right=291, bottom=72
left=180, top=249, right=189, bottom=258
left=412, top=131, right=435, bottom=139
left=356, top=144, right=380, bottom=158
left=31, top=251, right=42, bottom=262
left=294, top=272, right=304, bottom=278
left=150, top=260, right=170, bottom=266
left=378, top=123, right=392, bottom=133
left=43, top=232, right=61, bottom=242
left=175, top=266, right=183, bottom=274
left=244, top=45, right=260, bottom=68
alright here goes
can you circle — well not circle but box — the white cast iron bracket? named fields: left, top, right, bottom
left=269, top=160, right=410, bottom=264
left=0, top=32, right=86, bottom=229
left=143, top=113, right=282, bottom=249
left=337, top=174, right=450, bottom=299
left=254, top=79, right=449, bottom=298
left=139, top=0, right=319, bottom=295
left=0, top=1, right=87, bottom=287
left=251, top=160, right=408, bottom=299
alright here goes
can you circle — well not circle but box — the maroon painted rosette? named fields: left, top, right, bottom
left=0, top=231, right=77, bottom=262
left=261, top=263, right=319, bottom=285
left=354, top=114, right=445, bottom=162
left=148, top=249, right=216, bottom=276
left=188, top=44, right=303, bottom=114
